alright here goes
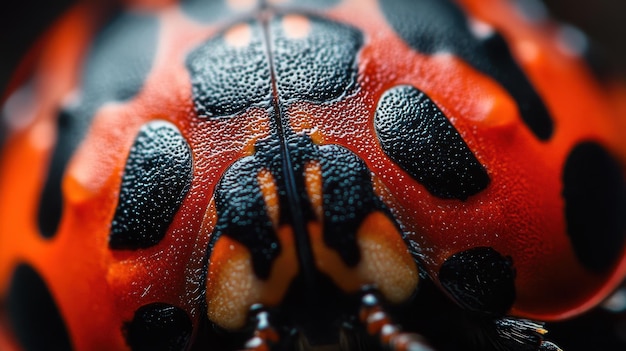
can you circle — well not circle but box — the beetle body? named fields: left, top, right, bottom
left=0, top=0, right=625, bottom=350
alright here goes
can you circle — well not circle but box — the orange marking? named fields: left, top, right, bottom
left=206, top=236, right=256, bottom=329
left=309, top=221, right=361, bottom=290
left=304, top=161, right=323, bottom=221
left=285, top=106, right=324, bottom=144
left=282, top=14, right=311, bottom=39
left=28, top=120, right=55, bottom=151
left=224, top=23, right=253, bottom=48
left=206, top=227, right=299, bottom=330
left=356, top=212, right=419, bottom=303
left=309, top=212, right=418, bottom=303
left=261, top=226, right=299, bottom=306
left=309, top=128, right=323, bottom=144
left=257, top=169, right=280, bottom=227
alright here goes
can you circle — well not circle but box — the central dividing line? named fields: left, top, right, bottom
left=258, top=8, right=318, bottom=294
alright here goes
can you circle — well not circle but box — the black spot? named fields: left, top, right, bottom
left=186, top=20, right=271, bottom=117
left=38, top=12, right=158, bottom=238
left=374, top=85, right=490, bottom=200
left=438, top=247, right=516, bottom=316
left=562, top=141, right=626, bottom=272
left=270, top=15, right=362, bottom=103
left=319, top=144, right=387, bottom=266
left=37, top=109, right=72, bottom=239
left=210, top=140, right=281, bottom=280
left=109, top=121, right=193, bottom=250
left=124, top=303, right=192, bottom=351
left=210, top=131, right=321, bottom=280
left=380, top=0, right=553, bottom=140
left=7, top=264, right=73, bottom=351
left=180, top=0, right=236, bottom=24
left=210, top=133, right=388, bottom=278
left=184, top=3, right=357, bottom=115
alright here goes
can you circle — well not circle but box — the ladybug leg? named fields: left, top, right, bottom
left=240, top=305, right=280, bottom=351
left=492, top=317, right=563, bottom=351
left=359, top=292, right=434, bottom=351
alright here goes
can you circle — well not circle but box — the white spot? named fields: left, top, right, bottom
left=557, top=25, right=588, bottom=56
left=368, top=311, right=386, bottom=324
left=141, top=284, right=152, bottom=298
left=227, top=0, right=256, bottom=11
left=469, top=19, right=494, bottom=40
left=381, top=324, right=398, bottom=337
left=516, top=40, right=540, bottom=63
left=245, top=336, right=263, bottom=348
left=3, top=83, right=36, bottom=131
left=602, top=288, right=626, bottom=312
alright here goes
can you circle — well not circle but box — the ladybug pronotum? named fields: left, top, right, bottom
left=1, top=0, right=625, bottom=350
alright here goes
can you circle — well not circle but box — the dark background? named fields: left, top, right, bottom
left=0, top=0, right=75, bottom=93
left=1, top=0, right=626, bottom=92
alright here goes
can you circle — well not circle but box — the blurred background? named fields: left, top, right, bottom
left=1, top=0, right=626, bottom=92
left=0, top=0, right=73, bottom=93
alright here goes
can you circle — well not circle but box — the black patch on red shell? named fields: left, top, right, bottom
left=186, top=20, right=271, bottom=117
left=37, top=12, right=157, bottom=238
left=379, top=0, right=553, bottom=140
left=210, top=134, right=388, bottom=278
left=209, top=134, right=391, bottom=345
left=37, top=109, right=72, bottom=239
left=109, top=121, right=192, bottom=250
left=562, top=141, right=626, bottom=272
left=124, top=303, right=192, bottom=351
left=438, top=247, right=516, bottom=316
left=318, top=144, right=387, bottom=266
left=374, top=85, right=490, bottom=200
left=210, top=137, right=283, bottom=280
left=270, top=15, right=362, bottom=103
left=7, top=264, right=73, bottom=351
left=185, top=15, right=361, bottom=118
left=180, top=0, right=238, bottom=24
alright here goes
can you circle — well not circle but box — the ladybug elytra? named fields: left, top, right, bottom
left=1, top=0, right=625, bottom=350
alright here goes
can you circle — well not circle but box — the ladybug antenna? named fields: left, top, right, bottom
left=241, top=304, right=279, bottom=351
left=359, top=292, right=434, bottom=351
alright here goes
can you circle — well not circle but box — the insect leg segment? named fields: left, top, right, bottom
left=241, top=305, right=280, bottom=351
left=359, top=292, right=434, bottom=351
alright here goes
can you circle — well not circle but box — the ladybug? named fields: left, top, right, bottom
left=1, top=0, right=625, bottom=350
